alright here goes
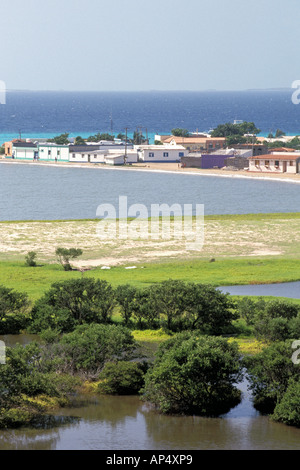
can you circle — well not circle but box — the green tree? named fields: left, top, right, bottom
left=244, top=340, right=300, bottom=414
left=55, top=247, right=83, bottom=271
left=87, top=133, right=115, bottom=142
left=48, top=133, right=70, bottom=145
left=132, top=130, right=147, bottom=145
left=29, top=278, right=116, bottom=333
left=25, top=251, right=37, bottom=267
left=171, top=128, right=190, bottom=137
left=97, top=361, right=146, bottom=395
left=74, top=136, right=86, bottom=145
left=0, top=286, right=30, bottom=334
left=57, top=323, right=136, bottom=375
left=235, top=296, right=267, bottom=326
left=0, top=342, right=79, bottom=428
left=150, top=280, right=189, bottom=331
left=142, top=333, right=242, bottom=416
left=275, top=129, right=286, bottom=138
left=130, top=287, right=160, bottom=329
left=272, top=380, right=300, bottom=427
left=184, top=283, right=237, bottom=334
left=115, top=284, right=138, bottom=325
left=211, top=121, right=260, bottom=146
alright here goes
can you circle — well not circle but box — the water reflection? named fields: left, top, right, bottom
left=1, top=390, right=300, bottom=450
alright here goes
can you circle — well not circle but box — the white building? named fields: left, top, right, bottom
left=11, top=142, right=38, bottom=160
left=136, top=145, right=188, bottom=162
left=38, top=144, right=69, bottom=162
left=69, top=148, right=138, bottom=165
left=248, top=153, right=300, bottom=174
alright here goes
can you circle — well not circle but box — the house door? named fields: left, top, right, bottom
left=283, top=161, right=287, bottom=172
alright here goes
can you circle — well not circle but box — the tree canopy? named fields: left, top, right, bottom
left=142, top=332, right=242, bottom=416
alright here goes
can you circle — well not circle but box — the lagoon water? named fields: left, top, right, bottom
left=1, top=162, right=300, bottom=450
left=0, top=162, right=300, bottom=221
left=219, top=281, right=300, bottom=299
left=0, top=389, right=300, bottom=450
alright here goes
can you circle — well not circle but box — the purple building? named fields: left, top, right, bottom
left=200, top=154, right=227, bottom=169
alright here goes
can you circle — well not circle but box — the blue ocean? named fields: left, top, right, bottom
left=1, top=89, right=300, bottom=144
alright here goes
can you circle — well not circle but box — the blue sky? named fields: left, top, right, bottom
left=1, top=0, right=300, bottom=91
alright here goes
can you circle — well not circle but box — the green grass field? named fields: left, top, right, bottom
left=0, top=256, right=300, bottom=302
left=0, top=212, right=299, bottom=302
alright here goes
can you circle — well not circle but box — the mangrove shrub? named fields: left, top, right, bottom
left=142, top=332, right=243, bottom=416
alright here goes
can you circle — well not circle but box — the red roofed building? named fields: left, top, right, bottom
left=248, top=153, right=300, bottom=174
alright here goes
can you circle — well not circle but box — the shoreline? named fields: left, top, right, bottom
left=1, top=158, right=300, bottom=184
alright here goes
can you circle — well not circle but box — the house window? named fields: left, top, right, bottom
left=149, top=152, right=154, bottom=158
left=290, top=161, right=294, bottom=166
left=179, top=152, right=184, bottom=157
left=94, top=155, right=97, bottom=158
left=72, top=154, right=75, bottom=158
left=163, top=152, right=169, bottom=157
left=57, top=150, right=60, bottom=156
left=275, top=160, right=279, bottom=168
left=48, top=150, right=51, bottom=156
left=255, top=160, right=260, bottom=167
left=265, top=160, right=270, bottom=167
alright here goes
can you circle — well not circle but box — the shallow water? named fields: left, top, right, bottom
left=219, top=281, right=300, bottom=299
left=1, top=163, right=300, bottom=221
left=0, top=388, right=299, bottom=450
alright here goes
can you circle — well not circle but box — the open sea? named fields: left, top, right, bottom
left=1, top=89, right=300, bottom=143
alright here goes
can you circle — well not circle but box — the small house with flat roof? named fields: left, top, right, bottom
left=248, top=153, right=300, bottom=174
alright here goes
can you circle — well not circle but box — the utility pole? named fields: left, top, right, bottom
left=124, top=127, right=129, bottom=165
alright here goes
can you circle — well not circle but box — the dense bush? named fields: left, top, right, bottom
left=142, top=332, right=243, bottom=416
left=52, top=323, right=137, bottom=376
left=29, top=278, right=116, bottom=333
left=0, top=285, right=30, bottom=334
left=0, top=342, right=79, bottom=428
left=244, top=340, right=300, bottom=415
left=97, top=361, right=147, bottom=395
left=236, top=297, right=300, bottom=342
left=119, top=280, right=237, bottom=334
left=272, top=380, right=300, bottom=427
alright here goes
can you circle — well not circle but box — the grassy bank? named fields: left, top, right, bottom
left=0, top=256, right=300, bottom=302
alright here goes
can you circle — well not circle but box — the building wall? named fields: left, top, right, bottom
left=201, top=154, right=227, bottom=169
left=4, top=142, right=12, bottom=157
left=38, top=145, right=69, bottom=161
left=180, top=156, right=202, bottom=168
left=138, top=147, right=188, bottom=162
left=249, top=158, right=299, bottom=173
left=225, top=156, right=249, bottom=169
left=13, top=147, right=37, bottom=160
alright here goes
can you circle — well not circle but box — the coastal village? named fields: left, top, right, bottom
left=2, top=129, right=300, bottom=175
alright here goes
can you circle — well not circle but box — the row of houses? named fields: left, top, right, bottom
left=3, top=136, right=300, bottom=174
left=3, top=140, right=189, bottom=165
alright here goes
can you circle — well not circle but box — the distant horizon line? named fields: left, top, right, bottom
left=3, top=87, right=293, bottom=93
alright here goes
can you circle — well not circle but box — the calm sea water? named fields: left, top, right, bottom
left=0, top=163, right=300, bottom=221
left=1, top=89, right=300, bottom=143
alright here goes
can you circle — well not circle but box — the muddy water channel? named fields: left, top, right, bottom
left=1, top=334, right=300, bottom=450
